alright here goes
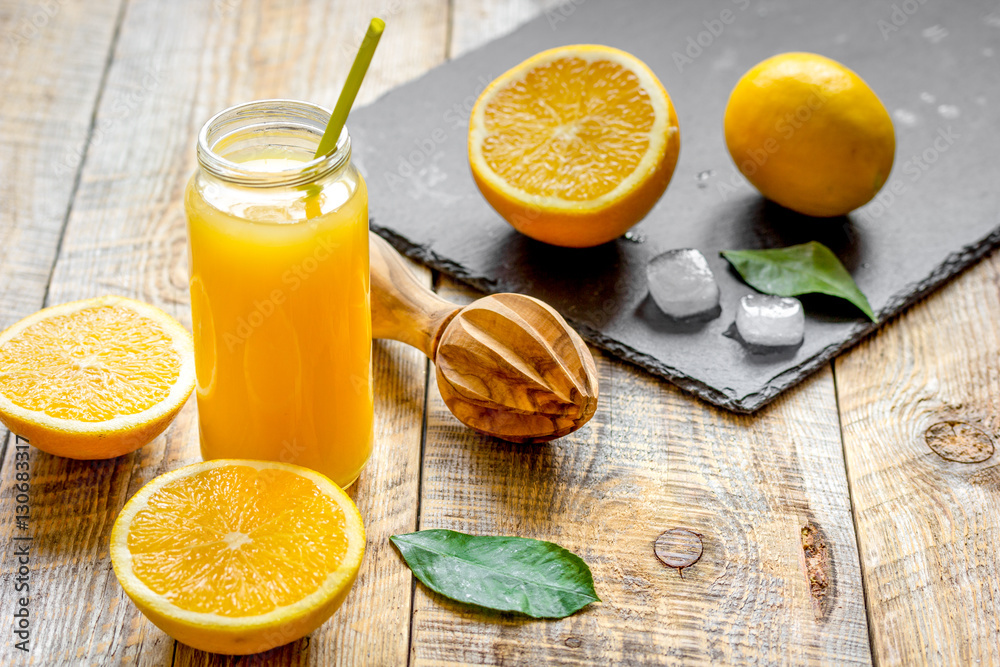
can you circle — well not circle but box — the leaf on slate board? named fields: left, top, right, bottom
left=390, top=529, right=600, bottom=619
left=721, top=241, right=877, bottom=322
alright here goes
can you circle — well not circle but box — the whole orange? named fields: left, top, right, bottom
left=724, top=52, right=895, bottom=217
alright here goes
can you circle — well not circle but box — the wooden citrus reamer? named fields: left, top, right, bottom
left=369, top=232, right=599, bottom=443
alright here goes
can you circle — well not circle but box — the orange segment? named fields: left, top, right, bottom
left=110, top=460, right=366, bottom=655
left=0, top=296, right=195, bottom=459
left=469, top=45, right=680, bottom=248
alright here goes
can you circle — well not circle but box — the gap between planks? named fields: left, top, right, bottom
left=0, top=0, right=128, bottom=477
left=831, top=363, right=879, bottom=663
left=38, top=0, right=130, bottom=313
left=407, top=270, right=440, bottom=667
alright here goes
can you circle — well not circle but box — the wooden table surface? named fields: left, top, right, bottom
left=1, top=1, right=999, bottom=665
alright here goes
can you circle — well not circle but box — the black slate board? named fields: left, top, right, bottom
left=351, top=0, right=1000, bottom=412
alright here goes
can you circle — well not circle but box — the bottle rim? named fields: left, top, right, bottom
left=196, top=99, right=350, bottom=187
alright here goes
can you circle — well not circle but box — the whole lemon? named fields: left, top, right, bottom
left=724, top=52, right=895, bottom=217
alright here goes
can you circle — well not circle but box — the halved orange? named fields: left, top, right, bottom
left=0, top=296, right=195, bottom=458
left=469, top=45, right=680, bottom=248
left=110, top=459, right=366, bottom=655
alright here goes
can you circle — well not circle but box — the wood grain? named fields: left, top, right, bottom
left=0, top=0, right=128, bottom=664
left=435, top=292, right=598, bottom=443
left=0, top=0, right=444, bottom=664
left=835, top=251, right=1000, bottom=666
left=0, top=0, right=124, bottom=474
left=0, top=0, right=124, bottom=328
left=371, top=231, right=459, bottom=358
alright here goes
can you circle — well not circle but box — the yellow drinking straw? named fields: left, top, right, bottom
left=315, top=18, right=385, bottom=158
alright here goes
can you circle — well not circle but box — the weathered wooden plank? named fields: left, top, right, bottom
left=0, top=0, right=124, bottom=466
left=836, top=252, right=1000, bottom=666
left=0, top=0, right=123, bottom=328
left=0, top=0, right=446, bottom=663
left=0, top=0, right=127, bottom=664
left=410, top=274, right=871, bottom=665
left=406, top=3, right=871, bottom=663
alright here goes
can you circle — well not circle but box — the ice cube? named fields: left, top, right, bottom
left=646, top=249, right=721, bottom=319
left=736, top=294, right=804, bottom=347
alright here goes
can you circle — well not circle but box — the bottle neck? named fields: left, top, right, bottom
left=196, top=99, right=351, bottom=188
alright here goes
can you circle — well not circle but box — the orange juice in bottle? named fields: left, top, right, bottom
left=185, top=99, right=372, bottom=488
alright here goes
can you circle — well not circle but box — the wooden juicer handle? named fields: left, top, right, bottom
left=369, top=232, right=459, bottom=358
left=369, top=232, right=599, bottom=443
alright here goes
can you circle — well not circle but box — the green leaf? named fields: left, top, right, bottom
left=390, top=529, right=600, bottom=619
left=721, top=241, right=876, bottom=322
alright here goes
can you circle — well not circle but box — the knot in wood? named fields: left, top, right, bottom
left=924, top=421, right=994, bottom=463
left=654, top=528, right=703, bottom=573
left=435, top=293, right=599, bottom=443
left=801, top=522, right=832, bottom=616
